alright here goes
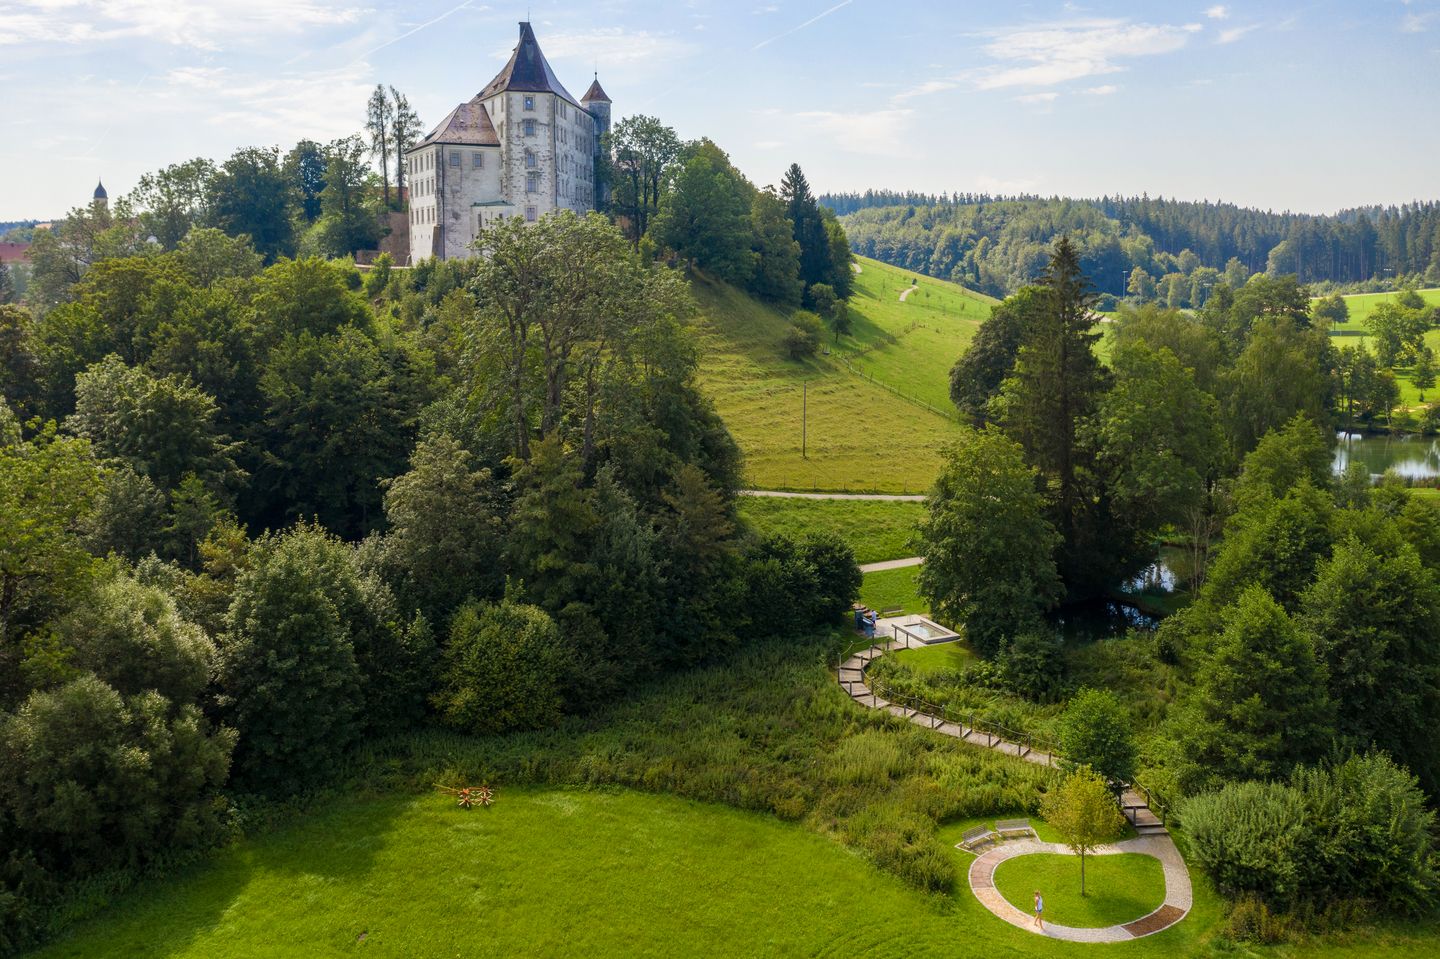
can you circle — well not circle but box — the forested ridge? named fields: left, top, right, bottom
left=824, top=191, right=1440, bottom=300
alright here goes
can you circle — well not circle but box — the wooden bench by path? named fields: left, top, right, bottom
left=995, top=818, right=1035, bottom=839
left=957, top=825, right=996, bottom=851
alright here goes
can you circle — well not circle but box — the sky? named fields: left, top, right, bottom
left=1, top=0, right=1437, bottom=221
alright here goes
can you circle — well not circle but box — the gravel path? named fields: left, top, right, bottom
left=899, top=285, right=917, bottom=302
left=836, top=638, right=1193, bottom=942
left=858, top=557, right=924, bottom=573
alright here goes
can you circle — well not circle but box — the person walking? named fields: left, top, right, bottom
left=1033, top=890, right=1044, bottom=929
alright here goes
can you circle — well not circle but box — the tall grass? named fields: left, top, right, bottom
left=350, top=631, right=1055, bottom=893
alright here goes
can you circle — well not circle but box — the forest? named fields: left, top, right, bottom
left=826, top=192, right=1440, bottom=302
left=913, top=242, right=1438, bottom=932
left=0, top=107, right=863, bottom=951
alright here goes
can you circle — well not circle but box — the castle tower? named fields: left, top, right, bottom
left=582, top=75, right=612, bottom=210
left=403, top=22, right=605, bottom=263
left=92, top=179, right=108, bottom=212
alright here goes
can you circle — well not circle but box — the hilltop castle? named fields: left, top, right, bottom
left=405, top=22, right=611, bottom=263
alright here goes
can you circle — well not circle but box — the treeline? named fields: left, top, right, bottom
left=926, top=247, right=1439, bottom=927
left=607, top=118, right=853, bottom=311
left=829, top=194, right=1440, bottom=299
left=0, top=213, right=860, bottom=952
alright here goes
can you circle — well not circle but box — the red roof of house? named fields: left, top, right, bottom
left=0, top=242, right=31, bottom=264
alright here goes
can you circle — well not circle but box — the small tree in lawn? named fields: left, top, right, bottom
left=1043, top=765, right=1127, bottom=896
left=1414, top=347, right=1437, bottom=402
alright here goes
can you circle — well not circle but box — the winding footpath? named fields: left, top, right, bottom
left=837, top=629, right=1192, bottom=942
left=899, top=285, right=917, bottom=302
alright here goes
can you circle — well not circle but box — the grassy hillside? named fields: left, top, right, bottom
left=1323, top=288, right=1440, bottom=410
left=841, top=258, right=998, bottom=411
left=690, top=257, right=994, bottom=493
left=737, top=496, right=923, bottom=564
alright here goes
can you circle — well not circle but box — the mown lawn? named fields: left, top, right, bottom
left=842, top=257, right=997, bottom=412
left=689, top=265, right=971, bottom=494
left=893, top=640, right=976, bottom=674
left=859, top=565, right=926, bottom=615
left=737, top=495, right=923, bottom=564
left=994, top=853, right=1167, bottom=928
left=1322, top=289, right=1440, bottom=411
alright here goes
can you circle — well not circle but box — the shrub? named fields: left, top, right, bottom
left=57, top=574, right=216, bottom=704
left=433, top=600, right=565, bottom=735
left=1181, top=779, right=1310, bottom=906
left=782, top=311, right=823, bottom=359
left=1182, top=754, right=1438, bottom=915
left=996, top=630, right=1065, bottom=702
left=218, top=526, right=365, bottom=794
left=0, top=675, right=234, bottom=878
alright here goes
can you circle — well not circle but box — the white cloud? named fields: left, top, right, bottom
left=1205, top=5, right=1229, bottom=20
left=1083, top=84, right=1119, bottom=95
left=0, top=0, right=366, bottom=51
left=790, top=108, right=915, bottom=156
left=157, top=62, right=372, bottom=140
left=1217, top=23, right=1261, bottom=43
left=972, top=18, right=1203, bottom=90
left=1015, top=91, right=1059, bottom=104
left=1403, top=11, right=1437, bottom=32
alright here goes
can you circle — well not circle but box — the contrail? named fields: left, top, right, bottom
left=350, top=0, right=479, bottom=64
left=753, top=0, right=854, bottom=51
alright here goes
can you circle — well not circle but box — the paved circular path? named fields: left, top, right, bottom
left=967, top=836, right=1192, bottom=942
left=836, top=637, right=1192, bottom=942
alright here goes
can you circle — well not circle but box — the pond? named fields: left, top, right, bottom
left=1048, top=547, right=1189, bottom=642
left=1333, top=431, right=1440, bottom=480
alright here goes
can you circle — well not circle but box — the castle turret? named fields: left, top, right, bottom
left=582, top=76, right=612, bottom=210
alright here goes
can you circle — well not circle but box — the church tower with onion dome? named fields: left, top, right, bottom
left=404, top=22, right=612, bottom=263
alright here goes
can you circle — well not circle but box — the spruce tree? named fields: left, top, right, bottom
left=998, top=237, right=1109, bottom=594
left=780, top=164, right=833, bottom=293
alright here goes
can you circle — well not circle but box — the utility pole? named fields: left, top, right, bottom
left=802, top=381, right=808, bottom=460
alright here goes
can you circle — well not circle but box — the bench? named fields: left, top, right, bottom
left=956, top=825, right=996, bottom=851
left=995, top=818, right=1035, bottom=839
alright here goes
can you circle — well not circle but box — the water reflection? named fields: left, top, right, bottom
left=1333, top=431, right=1440, bottom=480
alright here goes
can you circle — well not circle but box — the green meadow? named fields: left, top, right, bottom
left=737, top=495, right=924, bottom=564
left=690, top=257, right=993, bottom=494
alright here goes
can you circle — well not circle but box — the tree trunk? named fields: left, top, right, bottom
left=1080, top=849, right=1087, bottom=897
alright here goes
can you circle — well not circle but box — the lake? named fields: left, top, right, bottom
left=1333, top=432, right=1440, bottom=480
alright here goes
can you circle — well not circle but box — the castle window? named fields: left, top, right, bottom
left=524, top=95, right=535, bottom=111
left=526, top=205, right=538, bottom=222
left=472, top=152, right=484, bottom=168
left=560, top=102, right=568, bottom=119
left=449, top=152, right=460, bottom=167
left=526, top=172, right=540, bottom=193
left=525, top=150, right=537, bottom=170
left=523, top=119, right=536, bottom=137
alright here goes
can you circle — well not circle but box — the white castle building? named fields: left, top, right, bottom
left=405, top=22, right=612, bottom=263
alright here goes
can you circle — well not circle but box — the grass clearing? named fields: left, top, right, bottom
left=1322, top=289, right=1440, bottom=410
left=842, top=258, right=997, bottom=412
left=737, top=496, right=923, bottom=564
left=994, top=853, right=1167, bottom=928
left=893, top=641, right=977, bottom=674
left=860, top=565, right=926, bottom=615
left=689, top=260, right=988, bottom=493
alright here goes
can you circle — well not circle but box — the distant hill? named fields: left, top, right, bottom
left=822, top=192, right=1440, bottom=299
left=691, top=256, right=993, bottom=493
